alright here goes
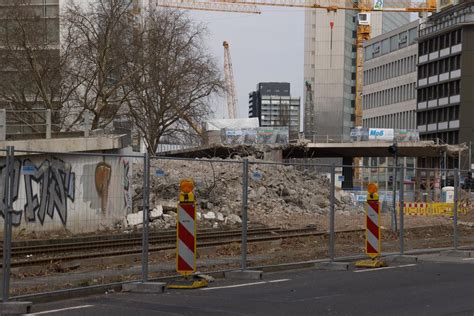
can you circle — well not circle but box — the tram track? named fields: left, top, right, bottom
left=4, top=227, right=366, bottom=268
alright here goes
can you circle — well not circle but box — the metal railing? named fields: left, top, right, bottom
left=0, top=109, right=54, bottom=140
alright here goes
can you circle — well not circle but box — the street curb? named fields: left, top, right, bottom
left=121, top=282, right=166, bottom=293
left=314, top=262, right=353, bottom=271
left=384, top=255, right=418, bottom=264
left=0, top=301, right=32, bottom=315
left=225, top=270, right=263, bottom=280
left=439, top=250, right=472, bottom=258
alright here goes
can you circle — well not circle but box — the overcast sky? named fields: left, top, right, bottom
left=188, top=8, right=305, bottom=119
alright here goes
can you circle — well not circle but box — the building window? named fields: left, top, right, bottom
left=449, top=105, right=459, bottom=120
left=409, top=27, right=417, bottom=45
left=382, top=38, right=390, bottom=55
left=399, top=31, right=408, bottom=48
left=457, top=29, right=462, bottom=44
left=429, top=62, right=438, bottom=76
left=451, top=29, right=461, bottom=45
left=450, top=55, right=460, bottom=70
left=390, top=35, right=398, bottom=52
left=419, top=64, right=427, bottom=79
left=428, top=37, right=438, bottom=53
left=365, top=46, right=373, bottom=61
left=449, top=80, right=460, bottom=96
left=439, top=83, right=449, bottom=98
left=440, top=34, right=446, bottom=50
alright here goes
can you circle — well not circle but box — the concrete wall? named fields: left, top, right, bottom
left=0, top=153, right=133, bottom=234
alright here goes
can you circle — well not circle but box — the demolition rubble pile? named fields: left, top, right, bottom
left=128, top=158, right=362, bottom=229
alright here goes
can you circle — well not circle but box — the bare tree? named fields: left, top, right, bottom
left=125, top=8, right=223, bottom=154
left=62, top=0, right=138, bottom=130
left=0, top=0, right=75, bottom=131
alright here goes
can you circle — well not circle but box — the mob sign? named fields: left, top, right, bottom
left=368, top=128, right=394, bottom=141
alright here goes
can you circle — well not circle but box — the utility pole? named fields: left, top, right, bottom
left=469, top=141, right=472, bottom=171
left=388, top=140, right=398, bottom=232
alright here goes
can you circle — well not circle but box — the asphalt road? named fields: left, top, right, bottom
left=25, top=260, right=474, bottom=316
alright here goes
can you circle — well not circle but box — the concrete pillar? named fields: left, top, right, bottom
left=45, top=109, right=51, bottom=139
left=0, top=109, right=5, bottom=141
left=342, top=157, right=353, bottom=190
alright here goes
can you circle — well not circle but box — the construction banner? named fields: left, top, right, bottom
left=397, top=202, right=469, bottom=216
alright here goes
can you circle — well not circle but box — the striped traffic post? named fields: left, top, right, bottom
left=366, top=184, right=380, bottom=258
left=168, top=179, right=208, bottom=289
left=177, top=179, right=197, bottom=275
left=356, top=183, right=386, bottom=268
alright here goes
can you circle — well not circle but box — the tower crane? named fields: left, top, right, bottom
left=223, top=41, right=238, bottom=119
left=209, top=0, right=436, bottom=127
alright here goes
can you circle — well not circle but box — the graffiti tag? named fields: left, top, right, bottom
left=0, top=160, right=22, bottom=225
left=23, top=158, right=75, bottom=225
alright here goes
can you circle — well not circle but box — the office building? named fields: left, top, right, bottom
left=248, top=82, right=301, bottom=140
left=362, top=20, right=418, bottom=130
left=303, top=2, right=410, bottom=140
left=416, top=1, right=474, bottom=168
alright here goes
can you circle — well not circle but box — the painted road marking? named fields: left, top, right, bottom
left=201, top=279, right=290, bottom=291
left=267, top=279, right=291, bottom=283
left=26, top=305, right=94, bottom=315
left=354, top=264, right=417, bottom=273
left=462, top=257, right=474, bottom=261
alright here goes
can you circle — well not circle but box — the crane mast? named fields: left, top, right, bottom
left=223, top=41, right=238, bottom=119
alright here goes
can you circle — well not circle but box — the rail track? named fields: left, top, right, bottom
left=3, top=227, right=366, bottom=268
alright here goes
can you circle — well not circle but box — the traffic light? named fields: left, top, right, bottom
left=465, top=171, right=472, bottom=190
left=388, top=145, right=398, bottom=155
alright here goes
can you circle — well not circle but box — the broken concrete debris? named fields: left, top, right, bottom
left=129, top=158, right=363, bottom=229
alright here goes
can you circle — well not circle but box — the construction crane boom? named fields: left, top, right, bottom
left=154, top=0, right=261, bottom=14
left=213, top=0, right=435, bottom=12
left=223, top=41, right=238, bottom=119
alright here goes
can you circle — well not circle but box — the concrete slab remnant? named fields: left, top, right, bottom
left=121, top=282, right=166, bottom=293
left=314, top=262, right=353, bottom=271
left=384, top=255, right=418, bottom=264
left=440, top=250, right=472, bottom=258
left=0, top=301, right=32, bottom=315
left=225, top=270, right=263, bottom=280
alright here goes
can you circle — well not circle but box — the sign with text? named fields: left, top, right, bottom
left=368, top=128, right=394, bottom=141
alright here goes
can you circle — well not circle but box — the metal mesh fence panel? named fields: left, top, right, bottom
left=0, top=148, right=12, bottom=301
left=245, top=160, right=332, bottom=267
left=458, top=169, right=474, bottom=248
left=333, top=165, right=400, bottom=259
left=401, top=167, right=457, bottom=252
left=7, top=150, right=142, bottom=297
left=147, top=157, right=243, bottom=279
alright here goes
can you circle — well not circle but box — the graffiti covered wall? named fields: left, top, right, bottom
left=0, top=154, right=133, bottom=234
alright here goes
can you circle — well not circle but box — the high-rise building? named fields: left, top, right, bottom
left=248, top=82, right=301, bottom=140
left=303, top=4, right=410, bottom=140
left=362, top=20, right=419, bottom=130
left=0, top=0, right=60, bottom=108
left=416, top=0, right=474, bottom=169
